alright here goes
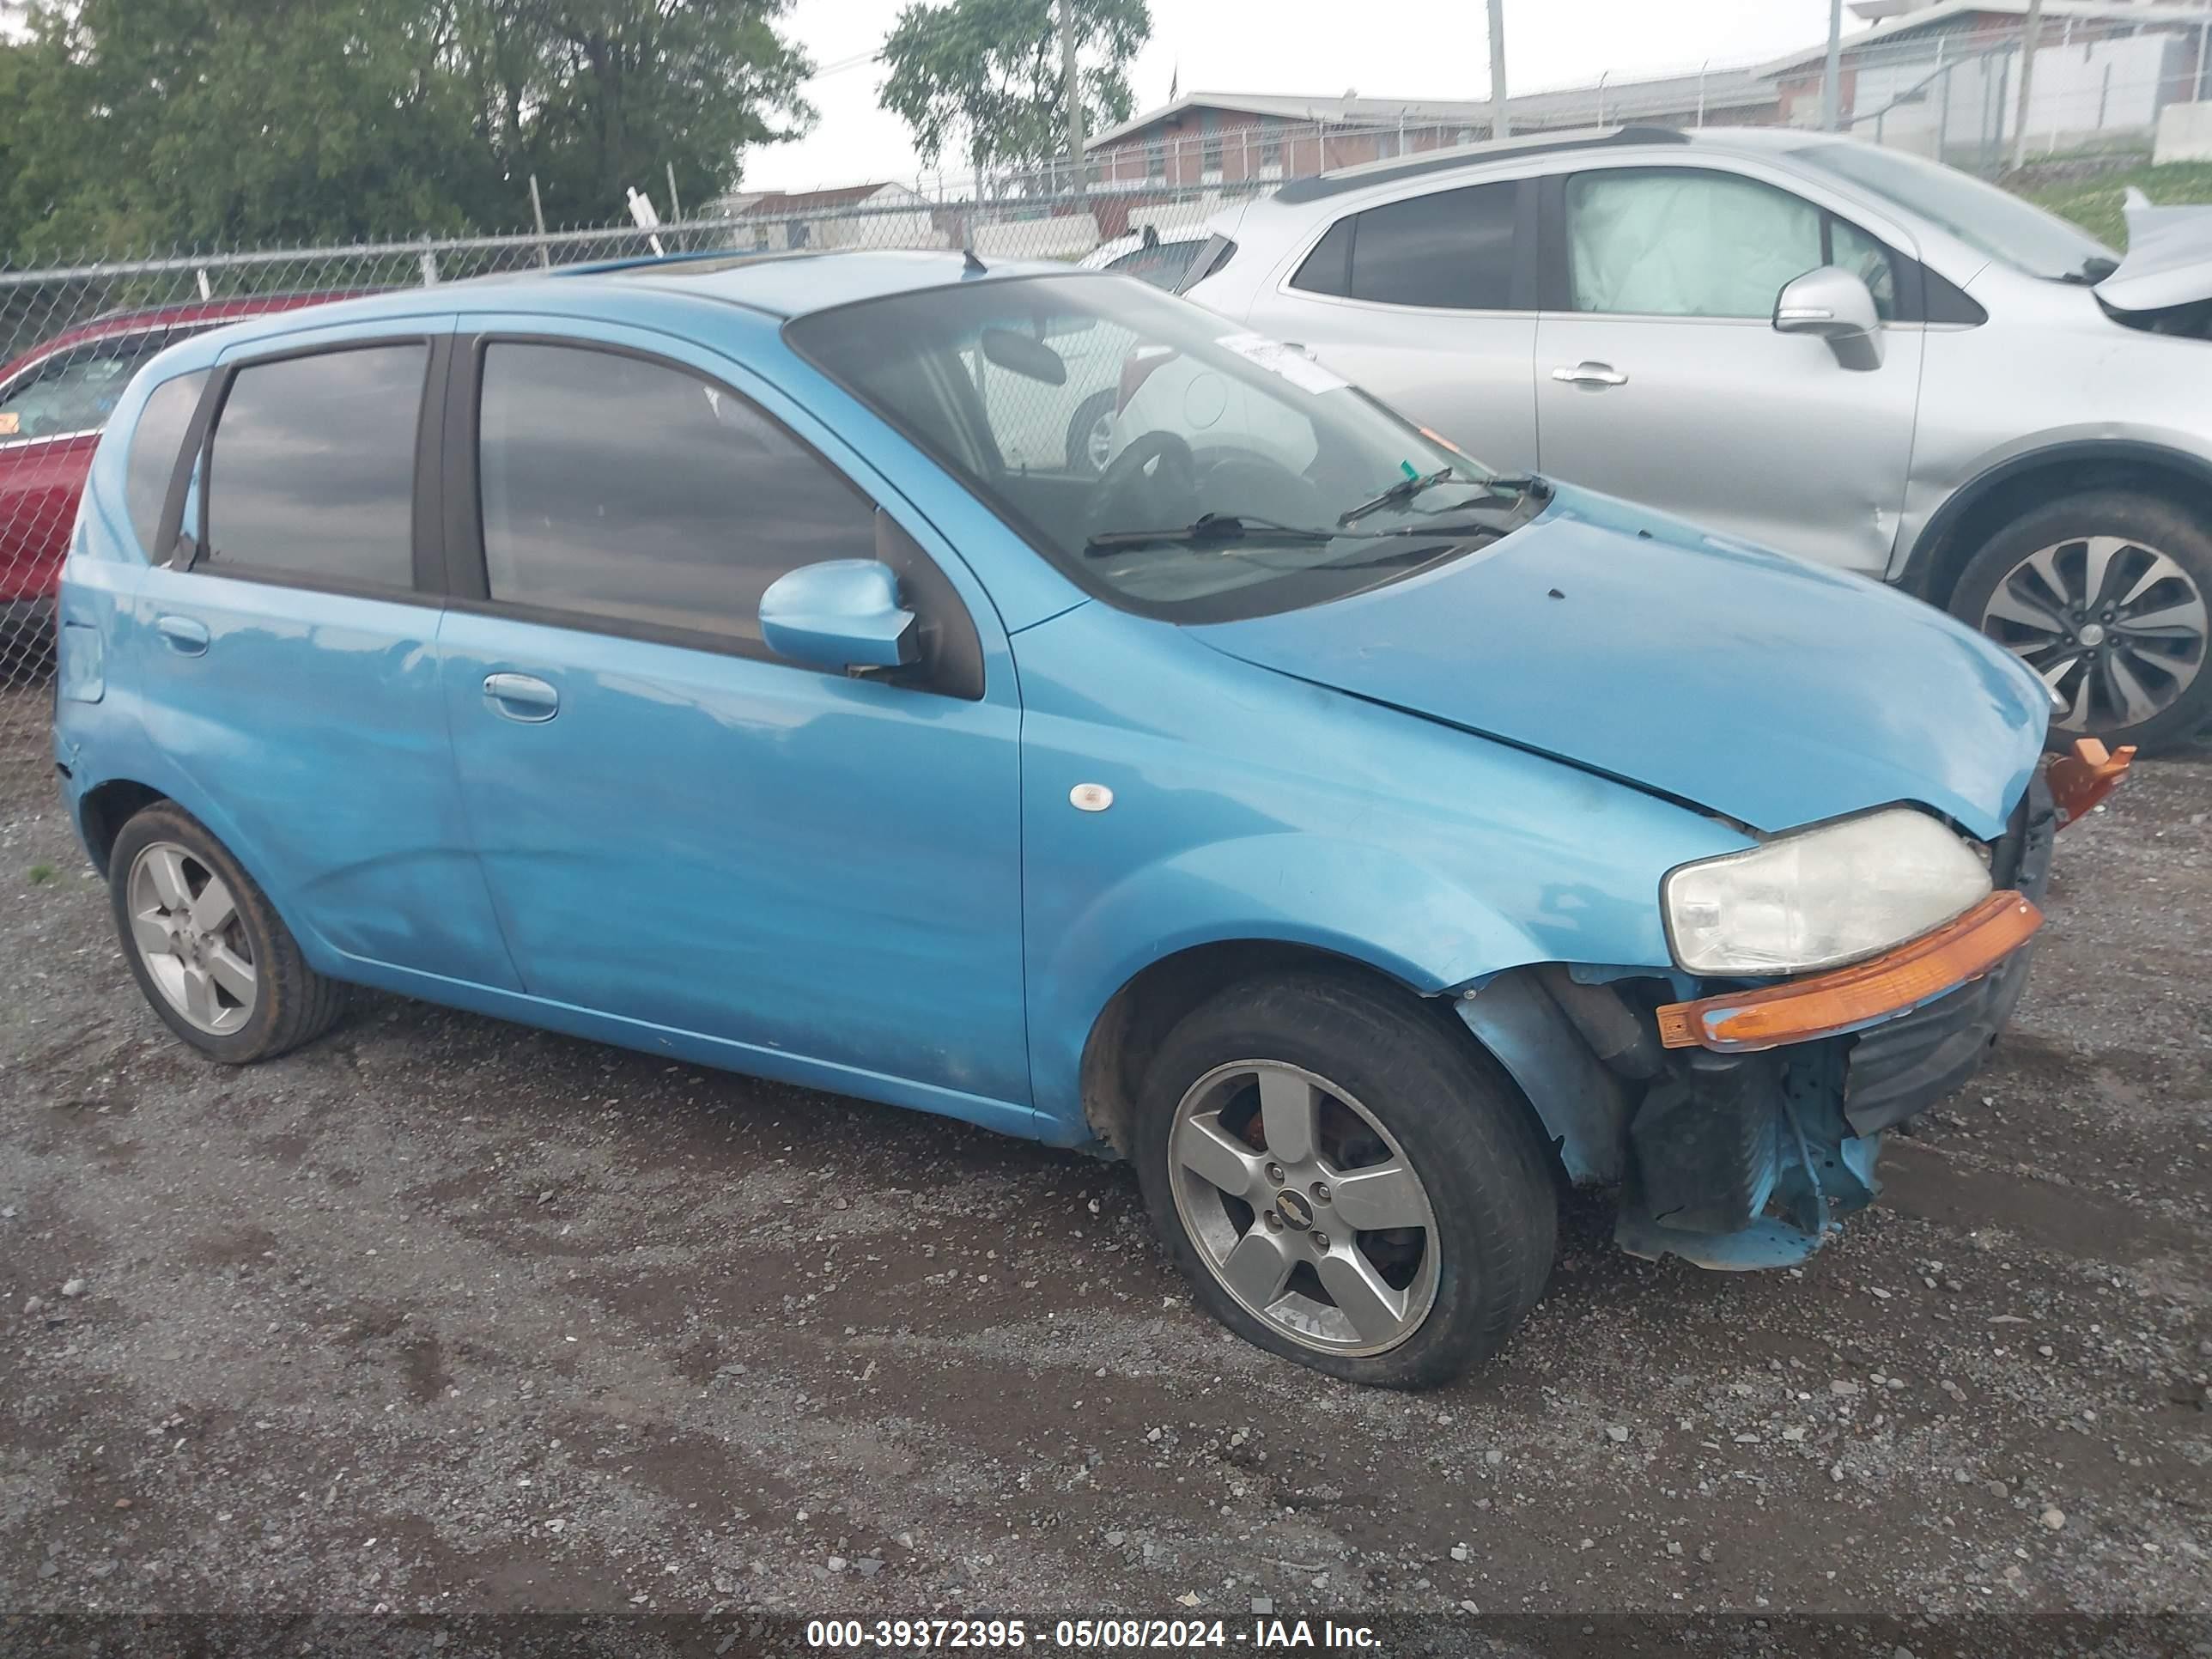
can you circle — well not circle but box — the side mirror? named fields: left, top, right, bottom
left=1773, top=266, right=1883, bottom=370
left=758, top=560, right=918, bottom=673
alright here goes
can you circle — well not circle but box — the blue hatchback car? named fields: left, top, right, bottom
left=54, top=250, right=2085, bottom=1387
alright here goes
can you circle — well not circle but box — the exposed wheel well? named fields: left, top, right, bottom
left=77, top=781, right=167, bottom=877
left=1909, top=450, right=2212, bottom=608
left=1079, top=940, right=1477, bottom=1158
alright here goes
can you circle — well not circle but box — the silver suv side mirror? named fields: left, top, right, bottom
left=1773, top=266, right=1884, bottom=371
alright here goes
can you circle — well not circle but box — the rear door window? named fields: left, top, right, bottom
left=203, top=343, right=428, bottom=589
left=125, top=371, right=208, bottom=556
left=1289, top=182, right=1521, bottom=310
left=474, top=341, right=877, bottom=646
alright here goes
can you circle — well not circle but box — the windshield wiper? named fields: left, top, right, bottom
left=1337, top=467, right=1546, bottom=527
left=1083, top=513, right=1510, bottom=558
left=1084, top=513, right=1342, bottom=555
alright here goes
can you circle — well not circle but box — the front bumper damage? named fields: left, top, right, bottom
left=1459, top=773, right=2059, bottom=1270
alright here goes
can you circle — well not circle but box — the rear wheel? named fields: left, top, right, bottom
left=108, top=802, right=346, bottom=1062
left=1133, top=972, right=1556, bottom=1389
left=1950, top=490, right=2211, bottom=753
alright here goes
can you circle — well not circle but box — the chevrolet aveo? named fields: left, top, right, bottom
left=52, top=250, right=2125, bottom=1388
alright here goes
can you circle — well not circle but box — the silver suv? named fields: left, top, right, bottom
left=1182, top=127, right=2212, bottom=752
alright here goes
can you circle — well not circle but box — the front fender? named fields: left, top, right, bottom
left=1028, top=830, right=1548, bottom=1127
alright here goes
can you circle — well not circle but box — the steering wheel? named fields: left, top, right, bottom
left=1193, top=449, right=1327, bottom=525
left=1086, top=429, right=1200, bottom=540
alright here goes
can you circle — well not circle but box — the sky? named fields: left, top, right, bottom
left=747, top=0, right=1867, bottom=192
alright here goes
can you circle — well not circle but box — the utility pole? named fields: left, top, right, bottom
left=1486, top=0, right=1510, bottom=141
left=2010, top=0, right=2045, bottom=172
left=1060, top=0, right=1085, bottom=198
left=1821, top=0, right=1844, bottom=131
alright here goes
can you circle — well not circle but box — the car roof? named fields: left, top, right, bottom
left=0, top=291, right=362, bottom=382
left=1258, top=123, right=1848, bottom=213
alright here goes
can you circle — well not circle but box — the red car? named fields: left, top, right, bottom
left=0, top=293, right=355, bottom=641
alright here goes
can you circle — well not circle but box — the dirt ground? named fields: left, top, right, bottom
left=2, top=684, right=2208, bottom=1644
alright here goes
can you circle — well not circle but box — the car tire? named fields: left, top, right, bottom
left=107, top=801, right=346, bottom=1063
left=1065, top=390, right=1118, bottom=477
left=1948, top=490, right=2212, bottom=754
left=1133, top=970, right=1557, bottom=1389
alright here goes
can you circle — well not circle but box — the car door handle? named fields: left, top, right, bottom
left=155, top=614, right=210, bottom=655
left=1551, top=362, right=1629, bottom=388
left=483, top=672, right=559, bottom=722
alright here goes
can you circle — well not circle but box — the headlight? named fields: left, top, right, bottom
left=1663, top=808, right=1993, bottom=975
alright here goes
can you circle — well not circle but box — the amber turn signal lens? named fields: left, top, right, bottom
left=1656, top=890, right=2042, bottom=1053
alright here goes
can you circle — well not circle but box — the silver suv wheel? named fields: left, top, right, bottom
left=1978, top=533, right=2207, bottom=736
left=1167, top=1059, right=1440, bottom=1358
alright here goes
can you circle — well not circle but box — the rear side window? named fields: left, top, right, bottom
left=125, top=370, right=206, bottom=556
left=204, top=343, right=427, bottom=588
left=1290, top=183, right=1519, bottom=309
left=1346, top=184, right=1518, bottom=308
left=1107, top=240, right=1200, bottom=290
left=1175, top=234, right=1238, bottom=293
left=1290, top=218, right=1355, bottom=297
left=475, top=342, right=877, bottom=645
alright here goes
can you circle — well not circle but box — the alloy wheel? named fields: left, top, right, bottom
left=1977, top=534, right=2207, bottom=735
left=1167, top=1060, right=1440, bottom=1358
left=1084, top=410, right=1117, bottom=473
left=125, top=841, right=257, bottom=1036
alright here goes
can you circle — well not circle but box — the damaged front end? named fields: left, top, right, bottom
left=1457, top=775, right=2057, bottom=1270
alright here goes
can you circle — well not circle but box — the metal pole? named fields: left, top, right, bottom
left=1596, top=70, right=1608, bottom=127
left=2198, top=17, right=2209, bottom=100
left=1936, top=44, right=1952, bottom=166
left=1486, top=0, right=1510, bottom=140
left=1060, top=0, right=1086, bottom=198
left=665, top=161, right=683, bottom=227
left=528, top=174, right=551, bottom=269
left=2010, top=0, right=2044, bottom=173
left=1697, top=58, right=1708, bottom=127
left=1822, top=0, right=1844, bottom=131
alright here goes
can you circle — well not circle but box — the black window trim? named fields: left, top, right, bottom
left=158, top=333, right=448, bottom=607
left=1538, top=163, right=1965, bottom=326
left=441, top=331, right=985, bottom=699
left=1283, top=177, right=1540, bottom=313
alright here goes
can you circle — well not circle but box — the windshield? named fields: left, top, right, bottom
left=1790, top=142, right=2117, bottom=282
left=786, top=273, right=1535, bottom=622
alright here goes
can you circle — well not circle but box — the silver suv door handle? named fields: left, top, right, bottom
left=1552, top=362, right=1629, bottom=388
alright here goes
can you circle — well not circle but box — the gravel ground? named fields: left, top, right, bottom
left=2, top=684, right=2209, bottom=1640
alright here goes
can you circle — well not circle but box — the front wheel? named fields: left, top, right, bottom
left=1949, top=490, right=2211, bottom=753
left=1064, top=389, right=1118, bottom=477
left=1133, top=973, right=1557, bottom=1389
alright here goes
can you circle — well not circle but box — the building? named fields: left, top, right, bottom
left=1082, top=0, right=2209, bottom=186
left=705, top=181, right=943, bottom=252
left=1080, top=76, right=1778, bottom=189
left=1760, top=0, right=2210, bottom=158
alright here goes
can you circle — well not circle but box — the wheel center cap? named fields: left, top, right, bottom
left=2078, top=622, right=2107, bottom=647
left=1275, top=1190, right=1314, bottom=1231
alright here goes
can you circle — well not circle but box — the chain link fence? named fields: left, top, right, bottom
left=0, top=182, right=1261, bottom=757
left=5, top=10, right=2206, bottom=758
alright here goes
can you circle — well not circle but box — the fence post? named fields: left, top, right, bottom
left=420, top=249, right=440, bottom=287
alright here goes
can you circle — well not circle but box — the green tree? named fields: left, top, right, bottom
left=878, top=0, right=1148, bottom=182
left=0, top=0, right=814, bottom=259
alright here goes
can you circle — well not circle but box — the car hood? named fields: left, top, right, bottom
left=1188, top=483, right=2047, bottom=839
left=2096, top=191, right=2212, bottom=313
